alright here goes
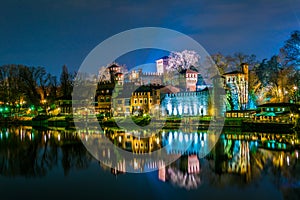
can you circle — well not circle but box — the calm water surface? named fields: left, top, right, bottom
left=0, top=126, right=299, bottom=200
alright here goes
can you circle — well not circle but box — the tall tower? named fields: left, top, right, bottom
left=240, top=63, right=249, bottom=110
left=241, top=63, right=249, bottom=81
left=156, top=56, right=169, bottom=74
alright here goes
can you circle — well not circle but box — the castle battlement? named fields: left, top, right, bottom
left=165, top=90, right=208, bottom=98
left=142, top=72, right=163, bottom=76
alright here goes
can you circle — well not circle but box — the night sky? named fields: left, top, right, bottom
left=0, top=0, right=300, bottom=76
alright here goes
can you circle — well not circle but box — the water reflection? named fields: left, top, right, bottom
left=0, top=126, right=93, bottom=177
left=0, top=126, right=300, bottom=196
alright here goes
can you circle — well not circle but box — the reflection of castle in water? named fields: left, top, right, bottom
left=1, top=126, right=300, bottom=191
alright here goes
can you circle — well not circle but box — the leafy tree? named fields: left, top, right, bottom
left=60, top=65, right=73, bottom=99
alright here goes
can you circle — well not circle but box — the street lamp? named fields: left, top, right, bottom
left=293, top=86, right=298, bottom=103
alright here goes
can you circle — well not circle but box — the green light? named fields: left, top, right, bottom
left=0, top=108, right=3, bottom=112
left=4, top=107, right=8, bottom=111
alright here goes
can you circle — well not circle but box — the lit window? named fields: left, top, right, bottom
left=144, top=98, right=147, bottom=104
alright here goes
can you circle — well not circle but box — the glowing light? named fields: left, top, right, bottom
left=118, top=136, right=122, bottom=143
left=173, top=107, right=177, bottom=116
left=272, top=143, right=275, bottom=149
left=179, top=132, right=183, bottom=143
left=156, top=138, right=160, bottom=144
left=0, top=133, right=2, bottom=140
left=168, top=133, right=173, bottom=144
left=287, top=156, right=290, bottom=166
left=193, top=103, right=197, bottom=115
left=44, top=135, right=47, bottom=142
left=201, top=140, right=204, bottom=147
left=194, top=133, right=198, bottom=144
left=296, top=151, right=299, bottom=159
left=58, top=134, right=61, bottom=142
left=184, top=134, right=189, bottom=142
left=167, top=103, right=172, bottom=115
left=178, top=104, right=183, bottom=115
left=174, top=131, right=178, bottom=140
left=203, top=133, right=206, bottom=141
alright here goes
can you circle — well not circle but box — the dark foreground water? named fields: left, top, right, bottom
left=0, top=126, right=299, bottom=200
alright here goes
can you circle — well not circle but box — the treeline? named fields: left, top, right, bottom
left=1, top=30, right=299, bottom=108
left=209, top=30, right=300, bottom=105
left=0, top=64, right=73, bottom=107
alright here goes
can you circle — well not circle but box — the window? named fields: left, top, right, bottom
left=144, top=98, right=147, bottom=104
left=139, top=99, right=143, bottom=104
left=134, top=99, right=137, bottom=104
left=117, top=100, right=122, bottom=104
left=125, top=99, right=130, bottom=106
left=277, top=108, right=281, bottom=111
left=271, top=108, right=274, bottom=111
left=149, top=99, right=152, bottom=104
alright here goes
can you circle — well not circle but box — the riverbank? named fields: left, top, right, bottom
left=0, top=115, right=297, bottom=133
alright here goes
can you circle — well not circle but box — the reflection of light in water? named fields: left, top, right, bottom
left=201, top=140, right=204, bottom=147
left=166, top=167, right=201, bottom=190
left=190, top=134, right=192, bottom=141
left=179, top=132, right=183, bottom=143
left=29, top=134, right=31, bottom=141
left=194, top=133, right=198, bottom=144
left=296, top=151, right=299, bottom=159
left=156, top=138, right=160, bottom=144
left=85, top=135, right=88, bottom=142
left=255, top=141, right=258, bottom=146
left=58, top=134, right=61, bottom=142
left=118, top=136, right=122, bottom=143
left=174, top=131, right=178, bottom=140
left=6, top=131, right=8, bottom=138
left=184, top=134, right=188, bottom=142
left=162, top=131, right=165, bottom=137
left=168, top=132, right=173, bottom=144
left=203, top=133, right=206, bottom=141
left=0, top=133, right=2, bottom=140
left=44, top=135, right=47, bottom=142
left=272, top=143, right=275, bottom=149
left=287, top=156, right=290, bottom=166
